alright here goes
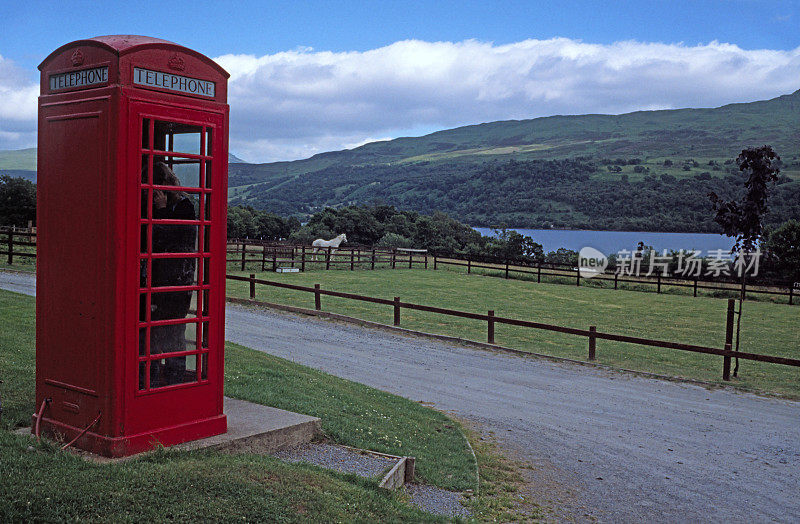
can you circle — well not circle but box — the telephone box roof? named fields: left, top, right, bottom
left=39, top=34, right=229, bottom=78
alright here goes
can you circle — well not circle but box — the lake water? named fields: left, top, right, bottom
left=474, top=228, right=734, bottom=256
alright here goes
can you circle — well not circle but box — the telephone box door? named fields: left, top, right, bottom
left=128, top=100, right=226, bottom=434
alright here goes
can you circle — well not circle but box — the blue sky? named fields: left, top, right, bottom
left=1, top=0, right=799, bottom=161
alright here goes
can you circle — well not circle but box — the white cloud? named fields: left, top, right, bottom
left=0, top=55, right=38, bottom=151
left=217, top=38, right=800, bottom=162
left=2, top=39, right=799, bottom=161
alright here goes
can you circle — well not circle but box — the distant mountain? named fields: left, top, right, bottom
left=0, top=148, right=36, bottom=171
left=229, top=153, right=249, bottom=163
left=4, top=91, right=798, bottom=232
left=229, top=90, right=800, bottom=184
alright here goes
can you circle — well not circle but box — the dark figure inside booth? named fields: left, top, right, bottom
left=141, top=161, right=197, bottom=387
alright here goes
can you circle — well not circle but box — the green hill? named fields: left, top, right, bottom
left=0, top=148, right=36, bottom=171
left=229, top=90, right=800, bottom=231
left=4, top=90, right=799, bottom=232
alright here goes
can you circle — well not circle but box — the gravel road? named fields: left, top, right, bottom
left=4, top=272, right=799, bottom=522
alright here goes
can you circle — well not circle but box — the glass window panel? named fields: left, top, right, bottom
left=142, top=119, right=150, bottom=150
left=150, top=322, right=191, bottom=356
left=203, top=226, right=211, bottom=253
left=150, top=290, right=197, bottom=322
left=204, top=160, right=212, bottom=188
left=202, top=258, right=211, bottom=284
left=201, top=321, right=210, bottom=349
left=185, top=323, right=198, bottom=349
left=139, top=362, right=147, bottom=390
left=139, top=327, right=147, bottom=356
left=152, top=191, right=199, bottom=222
left=149, top=356, right=197, bottom=388
left=152, top=224, right=200, bottom=254
left=167, top=159, right=200, bottom=187
left=201, top=290, right=210, bottom=316
left=155, top=121, right=201, bottom=155
left=140, top=191, right=150, bottom=220
left=139, top=225, right=149, bottom=253
left=205, top=128, right=213, bottom=157
left=139, top=293, right=148, bottom=322
left=203, top=193, right=211, bottom=221
left=186, top=354, right=197, bottom=373
left=201, top=353, right=208, bottom=380
left=150, top=258, right=199, bottom=287
left=141, top=155, right=150, bottom=184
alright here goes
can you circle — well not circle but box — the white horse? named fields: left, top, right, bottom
left=312, top=233, right=347, bottom=260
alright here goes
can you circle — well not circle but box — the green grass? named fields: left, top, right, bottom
left=0, top=289, right=478, bottom=521
left=225, top=343, right=476, bottom=490
left=226, top=267, right=800, bottom=398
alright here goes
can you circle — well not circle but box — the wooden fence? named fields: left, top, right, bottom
left=226, top=240, right=429, bottom=272
left=227, top=274, right=800, bottom=382
left=0, top=227, right=37, bottom=265
left=431, top=256, right=798, bottom=305
left=3, top=231, right=796, bottom=306
left=226, top=239, right=797, bottom=306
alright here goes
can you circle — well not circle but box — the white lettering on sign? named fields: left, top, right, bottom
left=133, top=67, right=215, bottom=98
left=49, top=67, right=109, bottom=91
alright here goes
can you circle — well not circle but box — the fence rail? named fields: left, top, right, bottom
left=227, top=274, right=800, bottom=381
left=0, top=227, right=37, bottom=265
left=224, top=239, right=797, bottom=306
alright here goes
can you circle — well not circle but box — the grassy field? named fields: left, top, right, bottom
left=226, top=267, right=800, bottom=398
left=0, top=289, right=488, bottom=522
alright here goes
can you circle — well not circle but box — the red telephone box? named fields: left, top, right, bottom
left=35, top=35, right=229, bottom=457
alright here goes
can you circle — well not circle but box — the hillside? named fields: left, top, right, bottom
left=3, top=91, right=798, bottom=232
left=228, top=90, right=800, bottom=231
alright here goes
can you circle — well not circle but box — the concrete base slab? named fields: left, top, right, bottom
left=14, top=397, right=321, bottom=463
left=181, top=397, right=321, bottom=454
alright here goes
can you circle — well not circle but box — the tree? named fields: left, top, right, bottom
left=763, top=220, right=800, bottom=283
left=0, top=175, right=37, bottom=227
left=708, top=145, right=780, bottom=376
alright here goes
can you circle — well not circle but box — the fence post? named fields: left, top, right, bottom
left=290, top=246, right=295, bottom=268
left=588, top=326, right=596, bottom=360
left=723, top=343, right=732, bottom=381
left=261, top=245, right=267, bottom=271
left=487, top=310, right=495, bottom=344
left=434, top=255, right=438, bottom=270
left=326, top=247, right=331, bottom=270
left=371, top=249, right=375, bottom=270
left=468, top=259, right=471, bottom=274
left=614, top=272, right=618, bottom=290
left=538, top=262, right=542, bottom=283
left=314, top=284, right=321, bottom=311
left=693, top=278, right=698, bottom=297
left=790, top=283, right=794, bottom=306
left=576, top=265, right=580, bottom=286
left=7, top=230, right=13, bottom=265
left=301, top=246, right=306, bottom=272
left=723, top=298, right=735, bottom=381
left=349, top=250, right=354, bottom=271
left=392, top=250, right=396, bottom=269
left=393, top=297, right=400, bottom=326
left=240, top=243, right=246, bottom=271
left=409, top=252, right=413, bottom=269
left=249, top=273, right=256, bottom=300
left=272, top=249, right=277, bottom=272
left=505, top=260, right=509, bottom=279
left=657, top=274, right=661, bottom=294
left=424, top=254, right=428, bottom=270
